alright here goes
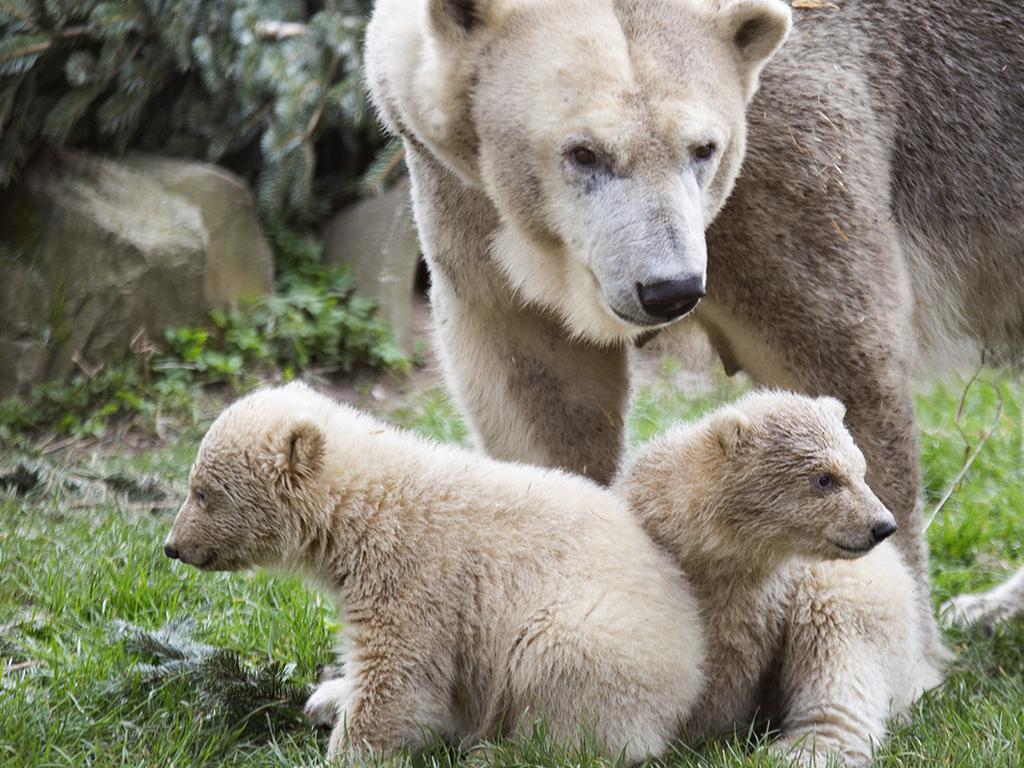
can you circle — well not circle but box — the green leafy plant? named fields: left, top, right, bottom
left=161, top=228, right=408, bottom=385
left=0, top=0, right=380, bottom=221
left=0, top=228, right=409, bottom=441
left=0, top=361, right=193, bottom=440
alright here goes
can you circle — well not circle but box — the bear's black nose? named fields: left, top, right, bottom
left=636, top=276, right=706, bottom=321
left=164, top=543, right=180, bottom=560
left=871, top=520, right=897, bottom=543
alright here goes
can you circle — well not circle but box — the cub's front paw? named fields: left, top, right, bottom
left=771, top=735, right=866, bottom=767
left=304, top=677, right=354, bottom=728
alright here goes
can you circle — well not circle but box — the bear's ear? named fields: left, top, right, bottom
left=274, top=419, right=326, bottom=481
left=721, top=0, right=792, bottom=99
left=428, top=0, right=490, bottom=41
left=709, top=406, right=753, bottom=458
left=819, top=396, right=848, bottom=424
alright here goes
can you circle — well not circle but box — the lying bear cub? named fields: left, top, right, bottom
left=617, top=391, right=946, bottom=766
left=163, top=382, right=705, bottom=763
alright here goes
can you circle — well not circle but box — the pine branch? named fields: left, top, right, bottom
left=43, top=84, right=104, bottom=142
left=0, top=0, right=385, bottom=222
left=359, top=138, right=405, bottom=195
left=0, top=0, right=39, bottom=31
left=0, top=79, right=19, bottom=135
left=253, top=20, right=309, bottom=40
left=0, top=451, right=170, bottom=504
left=111, top=620, right=313, bottom=738
left=0, top=33, right=53, bottom=74
left=0, top=26, right=93, bottom=66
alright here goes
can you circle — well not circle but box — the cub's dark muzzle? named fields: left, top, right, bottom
left=871, top=520, right=897, bottom=543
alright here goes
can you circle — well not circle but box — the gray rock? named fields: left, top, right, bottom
left=323, top=177, right=421, bottom=350
left=0, top=150, right=274, bottom=397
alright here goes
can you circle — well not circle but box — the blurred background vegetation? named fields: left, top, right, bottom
left=1, top=0, right=417, bottom=440
left=1, top=0, right=404, bottom=221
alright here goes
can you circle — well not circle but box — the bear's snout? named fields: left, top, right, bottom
left=636, top=275, right=706, bottom=321
left=164, top=543, right=180, bottom=560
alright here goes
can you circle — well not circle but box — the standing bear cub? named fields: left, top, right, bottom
left=163, top=382, right=705, bottom=764
left=617, top=392, right=945, bottom=766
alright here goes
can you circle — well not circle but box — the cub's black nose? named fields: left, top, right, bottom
left=871, top=521, right=897, bottom=543
left=164, top=543, right=180, bottom=560
left=637, top=276, right=706, bottom=321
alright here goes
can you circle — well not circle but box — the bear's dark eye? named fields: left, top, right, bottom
left=569, top=146, right=598, bottom=167
left=195, top=489, right=208, bottom=506
left=812, top=473, right=836, bottom=493
left=693, top=143, right=717, bottom=161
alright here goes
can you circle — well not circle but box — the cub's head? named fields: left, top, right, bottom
left=701, top=392, right=898, bottom=562
left=382, top=0, right=790, bottom=341
left=627, top=391, right=897, bottom=566
left=163, top=384, right=330, bottom=573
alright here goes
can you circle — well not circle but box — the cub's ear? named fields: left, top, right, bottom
left=709, top=406, right=753, bottom=457
left=720, top=0, right=792, bottom=98
left=819, top=396, right=848, bottom=424
left=428, top=0, right=490, bottom=41
left=274, top=420, right=326, bottom=481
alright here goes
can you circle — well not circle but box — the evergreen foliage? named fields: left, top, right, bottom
left=0, top=0, right=382, bottom=221
left=112, top=619, right=312, bottom=738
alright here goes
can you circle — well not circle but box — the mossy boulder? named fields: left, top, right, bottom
left=322, top=177, right=420, bottom=351
left=0, top=151, right=274, bottom=397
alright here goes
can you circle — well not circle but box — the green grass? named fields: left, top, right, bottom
left=2, top=369, right=1023, bottom=767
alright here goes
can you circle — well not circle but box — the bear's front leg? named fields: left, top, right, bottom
left=771, top=735, right=863, bottom=768
left=768, top=573, right=885, bottom=768
left=325, top=685, right=439, bottom=765
left=771, top=554, right=941, bottom=768
left=405, top=143, right=631, bottom=484
left=429, top=274, right=630, bottom=484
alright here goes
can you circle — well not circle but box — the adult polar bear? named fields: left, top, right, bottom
left=365, top=0, right=1024, bottom=629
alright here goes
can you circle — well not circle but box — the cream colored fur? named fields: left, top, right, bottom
left=367, top=0, right=790, bottom=344
left=617, top=391, right=945, bottom=766
left=367, top=0, right=1024, bottom=648
left=164, top=382, right=705, bottom=764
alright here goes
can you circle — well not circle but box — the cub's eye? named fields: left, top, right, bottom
left=693, top=143, right=717, bottom=161
left=569, top=146, right=598, bottom=167
left=194, top=489, right=208, bottom=506
left=812, top=473, right=836, bottom=493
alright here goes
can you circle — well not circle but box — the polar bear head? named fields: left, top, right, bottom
left=624, top=391, right=898, bottom=566
left=163, top=384, right=334, bottom=572
left=367, top=0, right=791, bottom=341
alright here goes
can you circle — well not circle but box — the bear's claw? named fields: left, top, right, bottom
left=304, top=677, right=353, bottom=728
